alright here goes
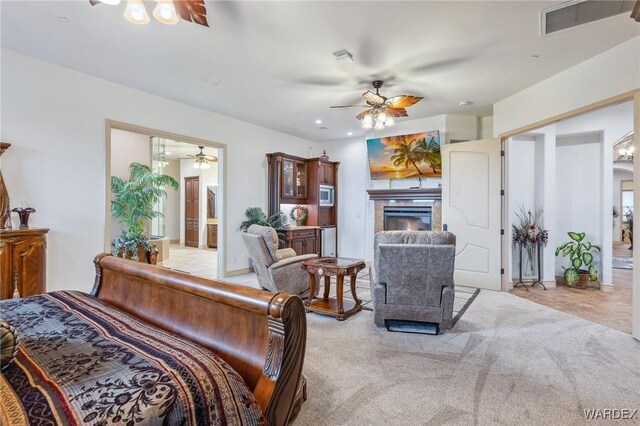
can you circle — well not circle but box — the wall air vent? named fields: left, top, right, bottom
left=541, top=0, right=636, bottom=36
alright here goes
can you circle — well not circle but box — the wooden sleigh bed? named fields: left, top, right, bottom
left=0, top=254, right=307, bottom=425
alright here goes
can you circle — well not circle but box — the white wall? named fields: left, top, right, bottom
left=507, top=103, right=633, bottom=287
left=320, top=113, right=479, bottom=261
left=1, top=49, right=313, bottom=292
left=163, top=159, right=180, bottom=241
left=109, top=129, right=151, bottom=240
left=494, top=37, right=640, bottom=136
left=479, top=116, right=494, bottom=140
left=613, top=167, right=633, bottom=242
left=555, top=133, right=602, bottom=278
left=507, top=135, right=536, bottom=281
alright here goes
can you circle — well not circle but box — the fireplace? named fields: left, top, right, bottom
left=383, top=206, right=432, bottom=231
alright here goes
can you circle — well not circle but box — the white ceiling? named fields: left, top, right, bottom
left=2, top=1, right=638, bottom=142
left=162, top=139, right=217, bottom=160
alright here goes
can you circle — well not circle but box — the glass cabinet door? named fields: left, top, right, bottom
left=282, top=160, right=295, bottom=197
left=296, top=162, right=307, bottom=198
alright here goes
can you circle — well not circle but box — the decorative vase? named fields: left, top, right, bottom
left=523, top=245, right=537, bottom=278
left=12, top=207, right=36, bottom=229
left=0, top=142, right=11, bottom=229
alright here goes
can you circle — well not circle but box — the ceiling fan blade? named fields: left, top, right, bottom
left=632, top=0, right=640, bottom=21
left=355, top=110, right=372, bottom=120
left=387, top=95, right=423, bottom=108
left=203, top=156, right=218, bottom=161
left=330, top=105, right=369, bottom=108
left=362, top=90, right=385, bottom=105
left=386, top=107, right=409, bottom=118
left=174, top=0, right=209, bottom=27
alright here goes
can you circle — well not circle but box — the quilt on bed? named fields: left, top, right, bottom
left=0, top=291, right=266, bottom=426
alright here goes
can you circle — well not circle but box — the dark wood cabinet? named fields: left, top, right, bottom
left=207, top=224, right=218, bottom=249
left=267, top=153, right=340, bottom=256
left=281, top=159, right=307, bottom=202
left=285, top=228, right=319, bottom=256
left=184, top=176, right=199, bottom=247
left=0, top=228, right=49, bottom=300
left=319, top=162, right=335, bottom=186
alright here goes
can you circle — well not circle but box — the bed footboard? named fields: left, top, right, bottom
left=91, top=254, right=306, bottom=426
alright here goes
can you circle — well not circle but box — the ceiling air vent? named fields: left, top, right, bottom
left=542, top=0, right=636, bottom=36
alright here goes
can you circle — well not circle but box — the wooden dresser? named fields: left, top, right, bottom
left=0, top=228, right=49, bottom=300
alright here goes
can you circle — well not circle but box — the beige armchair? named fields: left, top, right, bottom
left=370, top=231, right=456, bottom=331
left=242, top=225, right=318, bottom=298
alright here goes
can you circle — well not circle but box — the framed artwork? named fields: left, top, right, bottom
left=367, top=130, right=441, bottom=180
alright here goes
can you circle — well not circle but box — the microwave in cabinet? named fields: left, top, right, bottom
left=319, top=185, right=334, bottom=206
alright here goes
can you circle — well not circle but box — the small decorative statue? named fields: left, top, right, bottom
left=320, top=150, right=330, bottom=161
left=12, top=205, right=36, bottom=229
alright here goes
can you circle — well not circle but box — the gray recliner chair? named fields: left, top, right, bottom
left=242, top=224, right=318, bottom=298
left=370, top=231, right=456, bottom=331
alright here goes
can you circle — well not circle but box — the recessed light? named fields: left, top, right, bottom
left=347, top=132, right=353, bottom=136
left=207, top=78, right=219, bottom=86
left=57, top=16, right=70, bottom=23
left=315, top=119, right=322, bottom=124
left=529, top=54, right=540, bottom=59
left=458, top=101, right=473, bottom=107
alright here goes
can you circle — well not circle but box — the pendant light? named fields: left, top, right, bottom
left=153, top=0, right=179, bottom=25
left=124, top=0, right=150, bottom=24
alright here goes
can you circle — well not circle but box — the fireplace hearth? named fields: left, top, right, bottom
left=383, top=206, right=432, bottom=231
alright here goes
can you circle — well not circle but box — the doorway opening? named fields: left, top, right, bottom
left=505, top=101, right=634, bottom=334
left=106, top=122, right=224, bottom=280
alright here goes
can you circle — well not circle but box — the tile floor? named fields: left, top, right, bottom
left=159, top=244, right=218, bottom=279
left=510, top=242, right=633, bottom=334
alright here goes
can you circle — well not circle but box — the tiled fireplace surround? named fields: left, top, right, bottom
left=367, top=189, right=443, bottom=233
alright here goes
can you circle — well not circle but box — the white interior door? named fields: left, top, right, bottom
left=442, top=139, right=502, bottom=290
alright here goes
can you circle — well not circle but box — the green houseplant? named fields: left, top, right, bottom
left=111, top=162, right=178, bottom=263
left=555, top=232, right=600, bottom=288
left=240, top=207, right=289, bottom=247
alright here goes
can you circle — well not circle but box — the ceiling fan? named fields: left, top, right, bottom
left=331, top=80, right=423, bottom=130
left=189, top=146, right=218, bottom=169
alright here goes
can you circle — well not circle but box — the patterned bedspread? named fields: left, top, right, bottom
left=0, top=291, right=266, bottom=426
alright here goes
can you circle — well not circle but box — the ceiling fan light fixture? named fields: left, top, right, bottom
left=124, top=0, right=150, bottom=24
left=153, top=0, right=179, bottom=25
left=377, top=111, right=388, bottom=123
left=385, top=117, right=395, bottom=127
left=362, top=114, right=373, bottom=125
left=374, top=121, right=385, bottom=130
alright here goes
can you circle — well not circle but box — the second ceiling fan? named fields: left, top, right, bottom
left=331, top=80, right=423, bottom=129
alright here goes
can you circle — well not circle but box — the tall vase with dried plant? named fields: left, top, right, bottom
left=0, top=142, right=11, bottom=230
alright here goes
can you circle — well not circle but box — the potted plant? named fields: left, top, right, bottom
left=624, top=208, right=633, bottom=250
left=240, top=207, right=289, bottom=247
left=111, top=162, right=178, bottom=264
left=555, top=232, right=600, bottom=289
left=290, top=205, right=308, bottom=226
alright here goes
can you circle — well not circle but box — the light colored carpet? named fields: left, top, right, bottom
left=292, top=291, right=640, bottom=425
left=612, top=256, right=633, bottom=270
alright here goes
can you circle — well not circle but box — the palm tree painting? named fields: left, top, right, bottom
left=367, top=131, right=441, bottom=179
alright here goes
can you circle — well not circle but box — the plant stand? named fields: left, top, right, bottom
left=514, top=244, right=546, bottom=291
